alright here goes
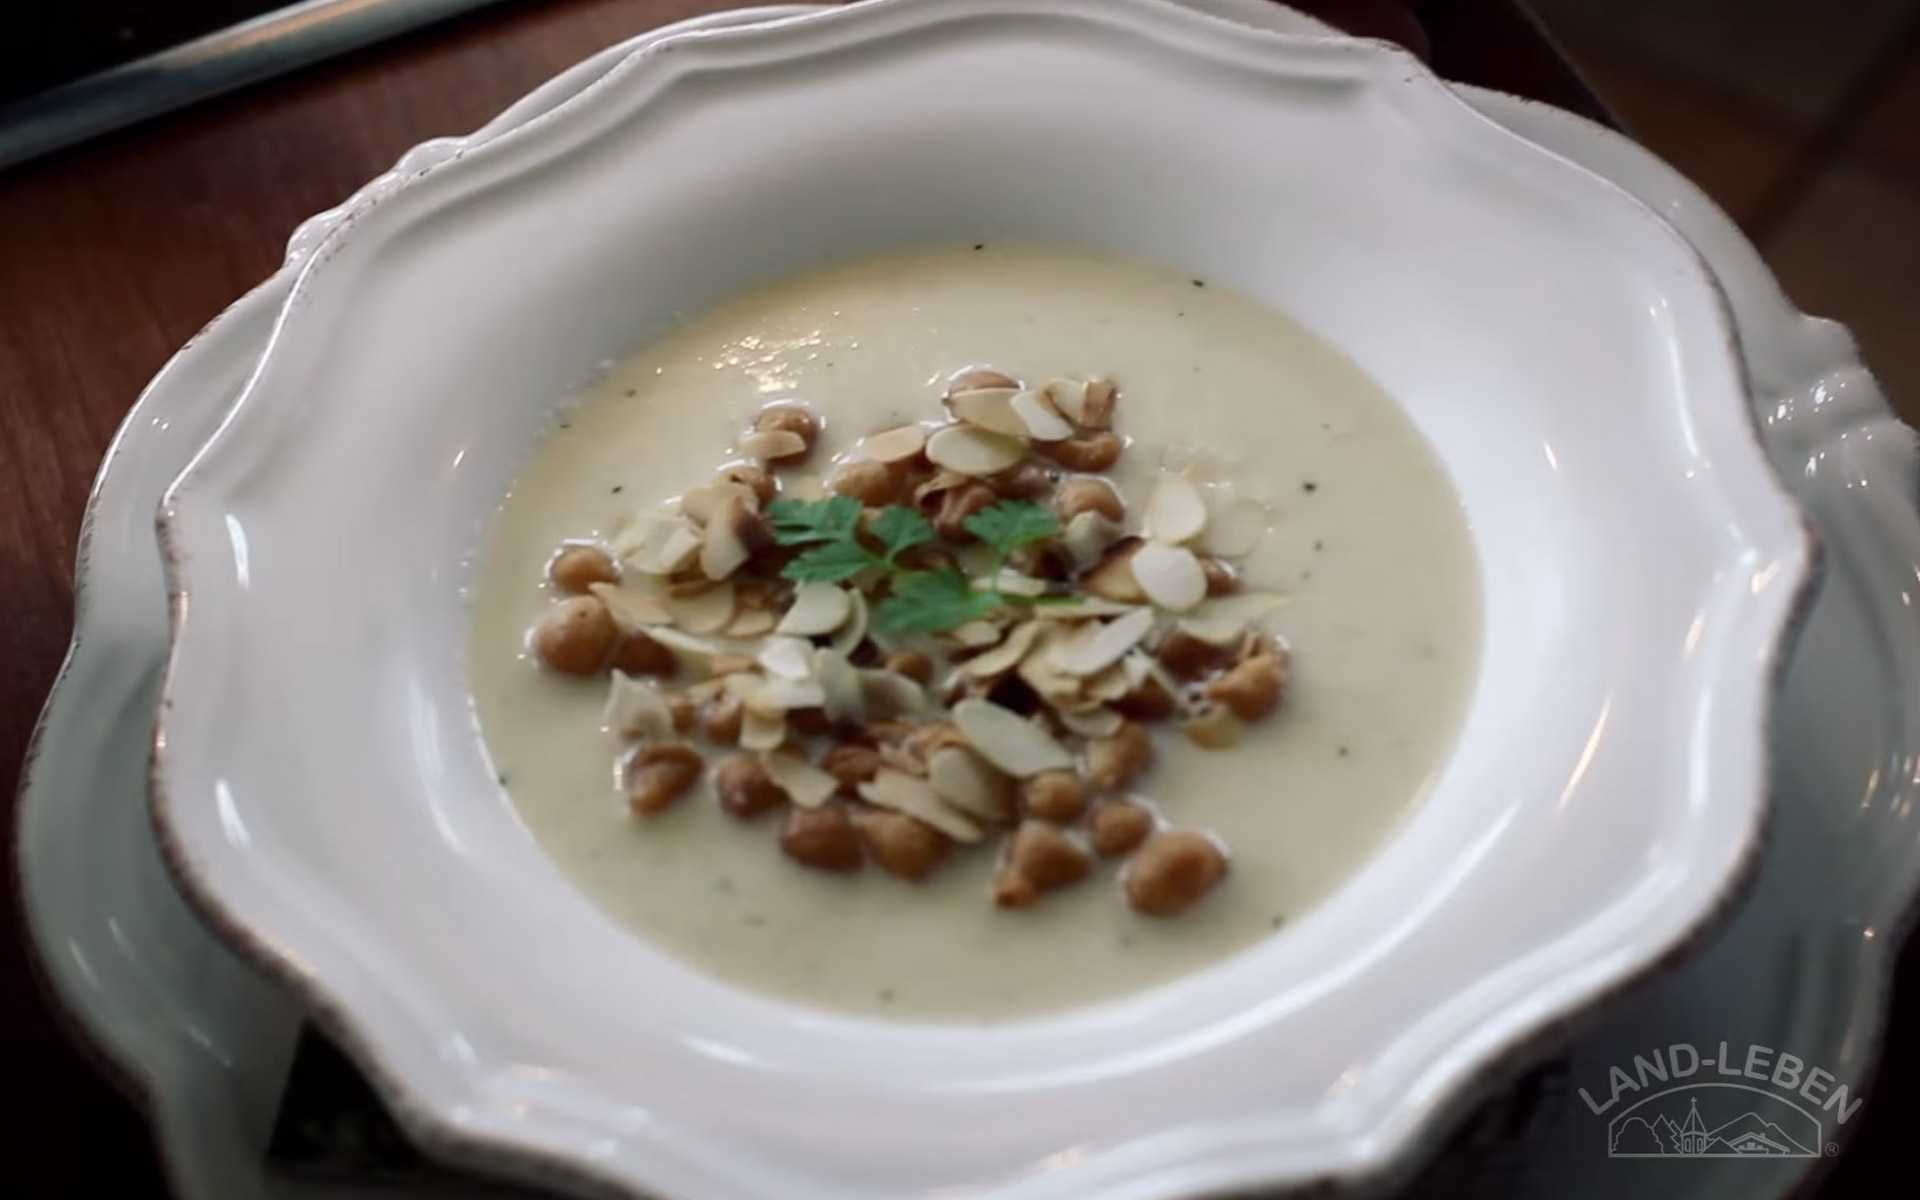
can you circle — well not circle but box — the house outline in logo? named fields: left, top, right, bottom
left=1607, top=1083, right=1821, bottom=1158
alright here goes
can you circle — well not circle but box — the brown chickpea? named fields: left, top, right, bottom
left=754, top=403, right=820, bottom=447
left=549, top=544, right=618, bottom=593
left=1125, top=830, right=1229, bottom=916
left=718, top=462, right=777, bottom=507
left=1053, top=478, right=1125, bottom=524
left=991, top=866, right=1039, bottom=909
left=1112, top=676, right=1177, bottom=722
left=989, top=461, right=1054, bottom=500
left=531, top=596, right=617, bottom=675
left=826, top=459, right=907, bottom=506
left=714, top=753, right=786, bottom=819
left=883, top=650, right=934, bottom=685
left=701, top=694, right=745, bottom=745
left=788, top=707, right=834, bottom=737
left=668, top=694, right=698, bottom=735
left=855, top=810, right=949, bottom=881
left=780, top=802, right=863, bottom=872
left=821, top=743, right=883, bottom=790
left=1086, top=720, right=1154, bottom=791
left=1090, top=801, right=1154, bottom=857
left=1005, top=820, right=1092, bottom=892
left=613, top=630, right=676, bottom=678
left=1021, top=770, right=1088, bottom=823
left=1080, top=379, right=1118, bottom=430
left=1039, top=431, right=1123, bottom=472
left=1156, top=629, right=1233, bottom=680
left=1205, top=653, right=1287, bottom=721
left=1200, top=556, right=1240, bottom=596
left=625, top=743, right=703, bottom=815
left=932, top=482, right=999, bottom=542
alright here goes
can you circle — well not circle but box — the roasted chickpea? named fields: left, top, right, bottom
left=1090, top=801, right=1154, bottom=857
left=855, top=810, right=949, bottom=880
left=714, top=753, right=786, bottom=819
left=668, top=694, right=698, bottom=735
left=531, top=596, right=617, bottom=675
left=613, top=630, right=676, bottom=677
left=1200, top=556, right=1239, bottom=596
left=1086, top=720, right=1154, bottom=791
left=989, top=461, right=1054, bottom=500
left=1005, top=820, right=1092, bottom=892
left=1080, top=378, right=1118, bottom=429
left=992, top=866, right=1039, bottom=909
left=780, top=802, right=863, bottom=872
left=625, top=743, right=703, bottom=815
left=1054, top=477, right=1125, bottom=524
left=1125, top=830, right=1229, bottom=916
left=883, top=650, right=934, bottom=685
left=701, top=694, right=745, bottom=745
left=753, top=404, right=819, bottom=453
left=549, top=544, right=618, bottom=593
left=1021, top=770, right=1088, bottom=822
left=1112, top=676, right=1178, bottom=722
left=1205, top=652, right=1287, bottom=720
left=1039, top=431, right=1123, bottom=472
left=821, top=743, right=883, bottom=790
left=1156, top=629, right=1233, bottom=679
left=826, top=459, right=907, bottom=506
left=932, top=482, right=998, bottom=542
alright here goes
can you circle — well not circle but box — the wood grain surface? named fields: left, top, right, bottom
left=0, top=1, right=1906, bottom=1196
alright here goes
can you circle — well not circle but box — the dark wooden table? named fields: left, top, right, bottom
left=1, top=1, right=1909, bottom=1196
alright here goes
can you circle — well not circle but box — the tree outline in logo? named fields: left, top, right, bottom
left=1606, top=1082, right=1821, bottom=1158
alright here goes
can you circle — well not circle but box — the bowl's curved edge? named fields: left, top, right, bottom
left=138, top=1, right=1820, bottom=1197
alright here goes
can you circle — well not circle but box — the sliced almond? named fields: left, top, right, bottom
left=860, top=669, right=927, bottom=718
left=952, top=698, right=1073, bottom=776
left=1177, top=592, right=1291, bottom=645
left=740, top=705, right=787, bottom=751
left=757, top=636, right=814, bottom=681
left=1062, top=511, right=1126, bottom=570
left=949, top=618, right=1006, bottom=648
left=761, top=752, right=839, bottom=810
left=949, top=367, right=1020, bottom=394
left=738, top=428, right=808, bottom=461
left=947, top=388, right=1028, bottom=437
left=603, top=672, right=675, bottom=740
left=1183, top=705, right=1244, bottom=749
left=1131, top=543, right=1207, bottom=612
left=1050, top=608, right=1155, bottom=677
left=1010, top=389, right=1074, bottom=441
left=927, top=746, right=1015, bottom=823
left=913, top=468, right=970, bottom=505
left=1085, top=661, right=1133, bottom=703
left=725, top=606, right=777, bottom=638
left=616, top=516, right=703, bottom=576
left=1059, top=706, right=1125, bottom=738
left=699, top=494, right=756, bottom=580
left=681, top=481, right=757, bottom=525
left=961, top=620, right=1044, bottom=679
left=860, top=424, right=927, bottom=463
left=926, top=424, right=1026, bottom=476
left=814, top=648, right=865, bottom=722
left=721, top=671, right=766, bottom=701
left=1031, top=597, right=1144, bottom=621
left=775, top=582, right=852, bottom=636
left=588, top=581, right=671, bottom=631
left=1017, top=625, right=1084, bottom=702
left=986, top=569, right=1050, bottom=598
left=1085, top=540, right=1147, bottom=603
left=1143, top=476, right=1208, bottom=544
left=859, top=769, right=983, bottom=843
left=663, top=580, right=736, bottom=633
left=829, top=589, right=868, bottom=656
left=1203, top=494, right=1271, bottom=558
left=751, top=677, right=826, bottom=714
left=645, top=626, right=728, bottom=662
left=1042, top=378, right=1091, bottom=425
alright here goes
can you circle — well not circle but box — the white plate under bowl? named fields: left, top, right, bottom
left=145, top=0, right=1807, bottom=1196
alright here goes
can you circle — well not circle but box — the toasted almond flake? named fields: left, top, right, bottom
left=588, top=581, right=671, bottom=631
left=1017, top=625, right=1083, bottom=701
left=722, top=671, right=766, bottom=700
left=1121, top=648, right=1154, bottom=688
left=878, top=742, right=927, bottom=777
left=757, top=636, right=814, bottom=681
left=859, top=769, right=983, bottom=842
left=947, top=388, right=1028, bottom=437
left=725, top=606, right=777, bottom=638
left=603, top=672, right=675, bottom=740
left=1177, top=592, right=1291, bottom=645
left=829, top=589, right=868, bottom=656
left=681, top=481, right=757, bottom=525
left=913, top=468, right=970, bottom=504
left=761, top=752, right=838, bottom=809
left=926, top=424, right=1027, bottom=476
left=1051, top=608, right=1156, bottom=677
left=663, top=581, right=736, bottom=633
left=775, top=582, right=852, bottom=636
left=751, top=677, right=826, bottom=714
left=1063, top=511, right=1126, bottom=569
left=981, top=569, right=1049, bottom=598
left=1059, top=706, right=1125, bottom=738
left=860, top=669, right=927, bottom=718
left=962, top=621, right=1044, bottom=678
left=1144, top=476, right=1208, bottom=544
left=1183, top=705, right=1244, bottom=749
left=739, top=429, right=807, bottom=461
left=1203, top=494, right=1271, bottom=558
left=1085, top=662, right=1132, bottom=702
left=1131, top=543, right=1207, bottom=611
left=699, top=495, right=755, bottom=580
left=1010, top=389, right=1074, bottom=441
left=1043, top=378, right=1091, bottom=425
left=927, top=746, right=1015, bottom=822
left=952, top=698, right=1073, bottom=776
left=1085, top=541, right=1147, bottom=603
left=860, top=424, right=927, bottom=463
left=949, top=367, right=1020, bottom=394
left=813, top=648, right=865, bottom=722
left=616, top=516, right=703, bottom=576
left=645, top=626, right=728, bottom=661
left=1031, top=597, right=1143, bottom=621
left=740, top=705, right=787, bottom=751
left=949, top=619, right=1005, bottom=647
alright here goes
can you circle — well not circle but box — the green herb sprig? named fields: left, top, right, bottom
left=765, top=496, right=1061, bottom=635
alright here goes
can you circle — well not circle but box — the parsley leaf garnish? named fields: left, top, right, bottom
left=768, top=495, right=863, bottom=546
left=964, top=501, right=1060, bottom=557
left=785, top=540, right=881, bottom=584
left=869, top=506, right=936, bottom=562
left=873, top=569, right=998, bottom=635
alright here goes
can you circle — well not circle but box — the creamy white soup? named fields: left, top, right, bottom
left=468, top=246, right=1480, bottom=1020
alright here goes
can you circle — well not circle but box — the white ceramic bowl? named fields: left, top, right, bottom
left=152, top=0, right=1814, bottom=1195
